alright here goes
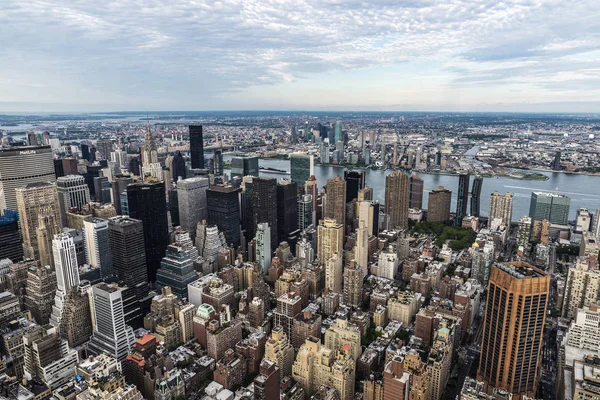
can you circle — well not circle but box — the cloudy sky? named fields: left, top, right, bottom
left=1, top=0, right=599, bottom=112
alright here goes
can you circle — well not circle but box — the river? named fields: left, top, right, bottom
left=223, top=155, right=600, bottom=222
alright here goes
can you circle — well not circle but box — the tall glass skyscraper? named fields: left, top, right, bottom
left=156, top=245, right=198, bottom=298
left=290, top=154, right=313, bottom=186
left=529, top=192, right=570, bottom=225
left=455, top=173, right=470, bottom=226
left=189, top=124, right=204, bottom=169
left=470, top=176, right=483, bottom=217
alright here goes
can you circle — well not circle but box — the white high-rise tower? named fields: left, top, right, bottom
left=50, top=233, right=80, bottom=327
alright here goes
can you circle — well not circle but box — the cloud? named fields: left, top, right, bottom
left=0, top=0, right=599, bottom=111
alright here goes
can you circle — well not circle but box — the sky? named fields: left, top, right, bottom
left=1, top=0, right=600, bottom=113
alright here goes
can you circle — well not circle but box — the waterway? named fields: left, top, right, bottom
left=223, top=155, right=600, bottom=221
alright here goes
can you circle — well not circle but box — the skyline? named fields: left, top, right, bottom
left=2, top=1, right=600, bottom=113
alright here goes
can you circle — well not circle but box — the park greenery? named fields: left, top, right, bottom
left=414, top=221, right=477, bottom=250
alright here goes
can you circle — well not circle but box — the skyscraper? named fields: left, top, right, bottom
left=93, top=176, right=111, bottom=204
left=50, top=233, right=80, bottom=328
left=107, top=216, right=148, bottom=289
left=213, top=148, right=224, bottom=180
left=317, top=219, right=344, bottom=264
left=25, top=265, right=57, bottom=325
left=56, top=175, right=91, bottom=226
left=455, top=173, right=470, bottom=226
left=354, top=221, right=368, bottom=277
left=177, top=177, right=209, bottom=239
left=409, top=174, right=424, bottom=210
left=155, top=245, right=198, bottom=298
left=231, top=156, right=259, bottom=178
left=344, top=170, right=365, bottom=203
left=489, top=191, right=514, bottom=226
left=16, top=182, right=61, bottom=261
left=552, top=151, right=561, bottom=171
left=529, top=192, right=570, bottom=225
left=427, top=186, right=452, bottom=223
left=141, top=125, right=161, bottom=181
left=290, top=154, right=313, bottom=185
left=277, top=179, right=298, bottom=244
left=171, top=151, right=187, bottom=182
left=189, top=124, right=205, bottom=169
left=334, top=121, right=343, bottom=145
left=0, top=209, right=24, bottom=262
left=0, top=145, right=55, bottom=211
left=477, top=262, right=549, bottom=398
left=111, top=175, right=133, bottom=215
left=343, top=261, right=363, bottom=307
left=83, top=217, right=112, bottom=279
left=385, top=171, right=410, bottom=230
left=252, top=177, right=278, bottom=249
left=254, top=359, right=280, bottom=400
left=126, top=181, right=169, bottom=282
left=256, top=223, right=272, bottom=275
left=470, top=176, right=483, bottom=217
left=87, top=283, right=136, bottom=362
left=325, top=176, right=346, bottom=226
left=205, top=184, right=240, bottom=248
left=298, top=194, right=313, bottom=231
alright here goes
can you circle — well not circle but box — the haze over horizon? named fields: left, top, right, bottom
left=2, top=1, right=600, bottom=113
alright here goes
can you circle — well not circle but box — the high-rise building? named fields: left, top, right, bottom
left=264, top=326, right=295, bottom=379
left=95, top=139, right=113, bottom=160
left=529, top=192, right=570, bottom=225
left=427, top=186, right=451, bottom=223
left=455, top=173, right=470, bottom=226
left=344, top=170, right=365, bottom=203
left=358, top=200, right=379, bottom=237
left=552, top=151, right=561, bottom=171
left=111, top=175, right=133, bottom=215
left=326, top=254, right=343, bottom=294
left=252, top=177, right=278, bottom=249
left=561, top=257, right=600, bottom=319
left=317, top=219, right=344, bottom=263
left=83, top=217, right=112, bottom=279
left=470, top=176, right=483, bottom=218
left=489, top=192, right=514, bottom=226
left=93, top=175, right=111, bottom=204
left=324, top=317, right=362, bottom=362
left=177, top=177, right=209, bottom=239
left=107, top=216, right=148, bottom=288
left=16, top=182, right=62, bottom=261
left=576, top=208, right=592, bottom=232
left=254, top=359, right=280, bottom=400
left=0, top=145, right=55, bottom=211
left=25, top=265, right=57, bottom=325
left=126, top=181, right=168, bottom=282
left=87, top=283, right=136, bottom=362
left=477, top=262, right=549, bottom=398
left=343, top=261, right=363, bottom=307
left=256, top=223, right=272, bottom=275
left=155, top=245, right=198, bottom=298
left=325, top=176, right=346, bottom=225
left=189, top=124, right=205, bottom=169
left=274, top=293, right=302, bottom=342
left=37, top=212, right=61, bottom=268
left=56, top=175, right=90, bottom=226
left=231, top=156, right=259, bottom=178
left=354, top=221, right=368, bottom=276
left=50, top=233, right=80, bottom=328
left=592, top=208, right=600, bottom=238
left=141, top=126, right=161, bottom=181
left=57, top=284, right=93, bottom=348
left=0, top=209, right=24, bottom=262
left=409, top=174, right=424, bottom=210
left=516, top=216, right=532, bottom=249
left=375, top=245, right=398, bottom=280
left=171, top=151, right=187, bottom=182
left=385, top=171, right=410, bottom=230
left=206, top=184, right=240, bottom=248
left=298, top=194, right=313, bottom=231
left=277, top=179, right=298, bottom=244
left=290, top=154, right=313, bottom=186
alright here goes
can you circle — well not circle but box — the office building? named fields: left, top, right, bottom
left=25, top=265, right=57, bottom=325
left=455, top=173, right=470, bottom=226
left=22, top=325, right=79, bottom=389
left=108, top=216, right=148, bottom=288
left=427, top=186, right=451, bottom=223
left=290, top=154, right=313, bottom=185
left=126, top=181, right=168, bottom=282
left=16, top=182, right=61, bottom=261
left=56, top=175, right=90, bottom=226
left=87, top=283, right=136, bottom=362
left=207, top=184, right=241, bottom=248
left=93, top=176, right=111, bottom=203
left=50, top=233, right=80, bottom=328
left=552, top=151, right=561, bottom=171
left=253, top=177, right=278, bottom=249
left=561, top=257, right=600, bottom=319
left=325, top=176, right=346, bottom=225
left=0, top=145, right=55, bottom=211
left=155, top=245, right=198, bottom=298
left=196, top=221, right=227, bottom=263
left=177, top=177, right=209, bottom=239
left=298, top=194, right=313, bottom=231
left=277, top=179, right=298, bottom=244
left=324, top=317, right=362, bottom=362
left=256, top=223, right=272, bottom=275
left=326, top=254, right=343, bottom=294
left=254, top=359, right=280, bottom=400
left=189, top=124, right=205, bottom=169
left=409, top=174, right=424, bottom=210
left=274, top=293, right=302, bottom=340
left=477, top=262, right=549, bottom=398
left=344, top=170, right=365, bottom=203
left=317, top=219, right=344, bottom=263
left=576, top=208, right=592, bottom=232
left=529, top=192, right=570, bottom=225
left=171, top=150, right=187, bottom=182
left=264, top=325, right=295, bottom=379
left=231, top=156, right=259, bottom=178
left=355, top=221, right=368, bottom=276
left=37, top=212, right=61, bottom=268
left=110, top=175, right=133, bottom=215
left=83, top=217, right=112, bottom=279
left=470, top=176, right=483, bottom=217
left=0, top=209, right=24, bottom=262
left=489, top=192, right=513, bottom=226
left=57, top=284, right=93, bottom=348
left=358, top=200, right=380, bottom=237
left=516, top=216, right=532, bottom=249
left=141, top=126, right=161, bottom=180
left=385, top=171, right=410, bottom=230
